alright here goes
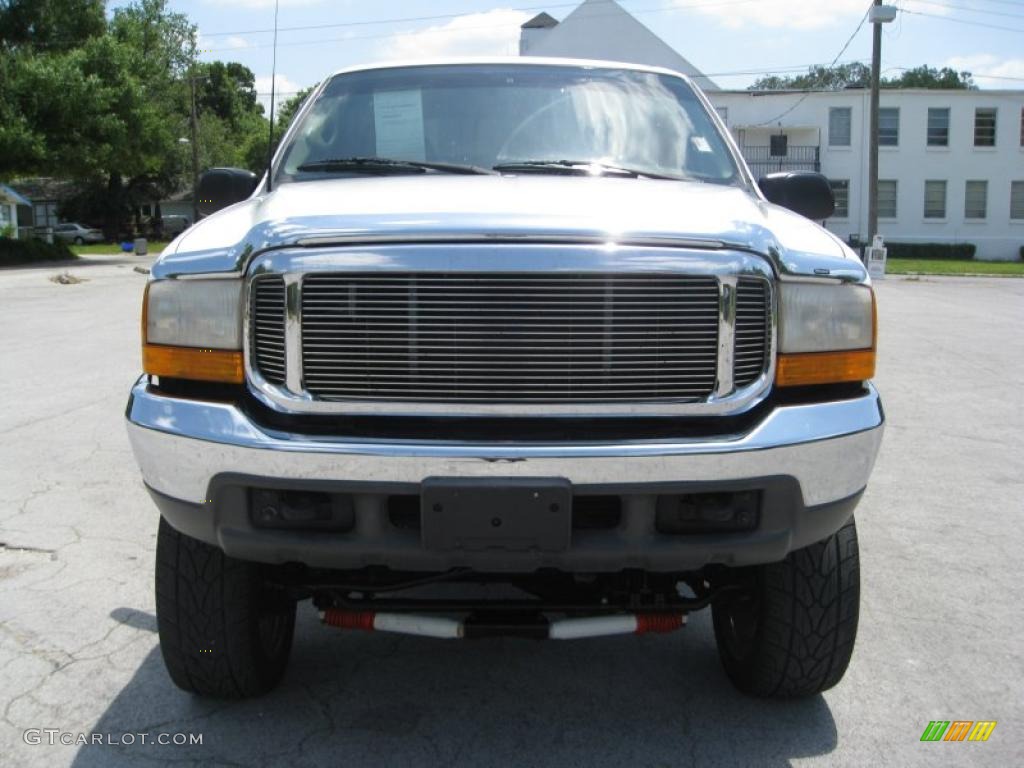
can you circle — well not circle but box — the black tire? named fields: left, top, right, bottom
left=712, top=517, right=860, bottom=698
left=74, top=237, right=83, bottom=244
left=155, top=517, right=296, bottom=697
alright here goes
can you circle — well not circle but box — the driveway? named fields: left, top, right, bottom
left=1, top=262, right=1021, bottom=767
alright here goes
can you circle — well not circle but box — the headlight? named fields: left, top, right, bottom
left=776, top=282, right=875, bottom=387
left=145, top=279, right=242, bottom=348
left=142, top=279, right=244, bottom=383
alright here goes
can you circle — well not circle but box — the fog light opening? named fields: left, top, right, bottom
left=655, top=491, right=761, bottom=534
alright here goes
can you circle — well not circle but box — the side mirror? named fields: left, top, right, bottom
left=758, top=172, right=835, bottom=220
left=196, top=168, right=259, bottom=218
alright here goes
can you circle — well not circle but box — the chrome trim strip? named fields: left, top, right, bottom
left=294, top=233, right=730, bottom=250
left=715, top=275, right=737, bottom=397
left=242, top=243, right=777, bottom=418
left=126, top=379, right=883, bottom=507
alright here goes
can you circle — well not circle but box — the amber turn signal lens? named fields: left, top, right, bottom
left=142, top=344, right=244, bottom=384
left=775, top=349, right=876, bottom=387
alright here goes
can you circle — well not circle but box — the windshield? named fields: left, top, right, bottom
left=274, top=63, right=740, bottom=185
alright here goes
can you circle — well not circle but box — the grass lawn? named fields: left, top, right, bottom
left=886, top=258, right=1024, bottom=277
left=70, top=241, right=170, bottom=256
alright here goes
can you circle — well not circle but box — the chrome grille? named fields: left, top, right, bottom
left=250, top=276, right=286, bottom=385
left=733, top=278, right=770, bottom=388
left=299, top=273, right=721, bottom=403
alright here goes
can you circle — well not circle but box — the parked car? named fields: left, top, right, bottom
left=160, top=215, right=191, bottom=237
left=126, top=59, right=883, bottom=700
left=53, top=222, right=103, bottom=244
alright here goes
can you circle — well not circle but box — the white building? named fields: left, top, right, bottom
left=712, top=89, right=1024, bottom=260
left=521, top=0, right=1024, bottom=260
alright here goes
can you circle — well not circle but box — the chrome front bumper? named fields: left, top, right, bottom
left=125, top=377, right=884, bottom=509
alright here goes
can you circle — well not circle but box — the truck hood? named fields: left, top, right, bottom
left=156, top=175, right=865, bottom=281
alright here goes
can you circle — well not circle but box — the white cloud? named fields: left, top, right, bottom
left=254, top=74, right=305, bottom=114
left=685, top=0, right=867, bottom=30
left=380, top=9, right=532, bottom=61
left=223, top=35, right=251, bottom=50
left=943, top=54, right=1024, bottom=88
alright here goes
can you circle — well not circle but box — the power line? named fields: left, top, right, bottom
left=901, top=7, right=1024, bottom=31
left=960, top=0, right=1024, bottom=7
left=905, top=0, right=1024, bottom=19
left=748, top=5, right=872, bottom=126
left=199, top=0, right=766, bottom=53
left=198, top=0, right=759, bottom=39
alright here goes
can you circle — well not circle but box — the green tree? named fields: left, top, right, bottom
left=750, top=63, right=975, bottom=91
left=885, top=66, right=975, bottom=89
left=196, top=61, right=262, bottom=126
left=0, top=0, right=105, bottom=52
left=751, top=63, right=871, bottom=91
left=1, top=0, right=274, bottom=233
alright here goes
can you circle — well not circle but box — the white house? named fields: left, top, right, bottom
left=521, top=0, right=1024, bottom=260
left=0, top=184, right=32, bottom=239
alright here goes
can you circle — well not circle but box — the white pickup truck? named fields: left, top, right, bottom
left=126, top=58, right=883, bottom=699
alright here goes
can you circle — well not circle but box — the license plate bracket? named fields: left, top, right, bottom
left=421, top=477, right=572, bottom=552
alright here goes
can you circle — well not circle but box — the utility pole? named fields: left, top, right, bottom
left=867, top=3, right=897, bottom=243
left=189, top=74, right=200, bottom=224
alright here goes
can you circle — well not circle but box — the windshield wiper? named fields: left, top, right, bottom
left=492, top=160, right=690, bottom=181
left=296, top=157, right=495, bottom=175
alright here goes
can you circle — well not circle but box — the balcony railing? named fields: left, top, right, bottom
left=740, top=145, right=820, bottom=178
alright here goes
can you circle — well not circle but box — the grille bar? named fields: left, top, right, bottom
left=298, top=273, right=720, bottom=404
left=733, top=278, right=770, bottom=388
left=250, top=276, right=286, bottom=385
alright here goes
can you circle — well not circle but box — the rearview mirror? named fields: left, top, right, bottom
left=758, top=172, right=835, bottom=220
left=197, top=168, right=259, bottom=218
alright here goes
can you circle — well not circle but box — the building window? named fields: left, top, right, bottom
left=974, top=108, right=997, bottom=147
left=829, top=179, right=849, bottom=218
left=1011, top=181, right=1024, bottom=220
left=878, top=107, right=899, bottom=146
left=769, top=134, right=788, bottom=157
left=33, top=202, right=58, bottom=228
left=927, top=107, right=950, bottom=147
left=878, top=180, right=897, bottom=218
left=924, top=180, right=946, bottom=219
left=829, top=107, right=852, bottom=147
left=716, top=106, right=728, bottom=125
left=964, top=181, right=987, bottom=220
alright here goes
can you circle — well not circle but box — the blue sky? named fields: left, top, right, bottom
left=163, top=0, right=1024, bottom=110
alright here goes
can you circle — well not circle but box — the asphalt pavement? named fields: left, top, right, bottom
left=1, top=257, right=1021, bottom=767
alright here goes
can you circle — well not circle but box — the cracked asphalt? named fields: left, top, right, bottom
left=1, top=257, right=1022, bottom=767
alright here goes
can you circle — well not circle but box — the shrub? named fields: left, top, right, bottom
left=1020, top=245, right=1023, bottom=261
left=0, top=237, right=76, bottom=267
left=884, top=242, right=976, bottom=260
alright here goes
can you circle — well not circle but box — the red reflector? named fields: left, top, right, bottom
left=322, top=609, right=375, bottom=631
left=635, top=613, right=685, bottom=634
